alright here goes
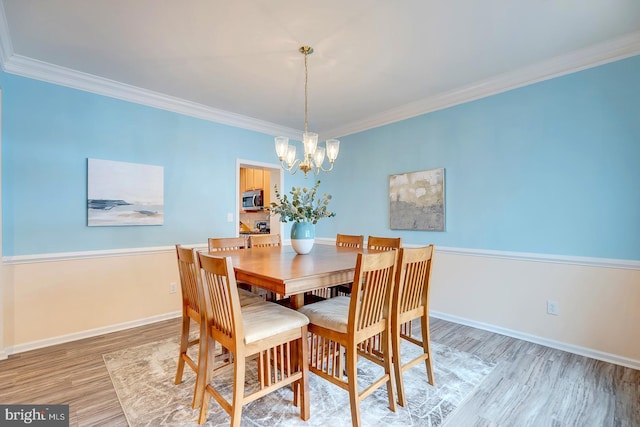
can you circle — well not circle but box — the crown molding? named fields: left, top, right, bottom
left=1, top=0, right=639, bottom=142
left=323, top=31, right=640, bottom=139
left=0, top=1, right=12, bottom=67
left=2, top=54, right=301, bottom=139
left=0, top=0, right=301, bottom=141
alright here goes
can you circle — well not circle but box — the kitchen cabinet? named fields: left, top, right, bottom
left=263, top=172, right=270, bottom=206
left=242, top=168, right=260, bottom=191
left=240, top=168, right=270, bottom=206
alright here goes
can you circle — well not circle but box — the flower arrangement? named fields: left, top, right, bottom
left=270, top=180, right=336, bottom=224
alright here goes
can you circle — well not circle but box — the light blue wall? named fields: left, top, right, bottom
left=318, top=55, right=640, bottom=260
left=1, top=72, right=279, bottom=255
left=2, top=55, right=639, bottom=259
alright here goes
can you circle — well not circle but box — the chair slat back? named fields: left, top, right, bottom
left=249, top=233, right=281, bottom=248
left=367, top=236, right=402, bottom=251
left=175, top=245, right=201, bottom=315
left=208, top=237, right=247, bottom=252
left=336, top=234, right=364, bottom=248
left=194, top=252, right=244, bottom=348
left=349, top=250, right=397, bottom=335
left=395, top=246, right=434, bottom=316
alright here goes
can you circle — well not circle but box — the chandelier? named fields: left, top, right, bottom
left=274, top=46, right=340, bottom=177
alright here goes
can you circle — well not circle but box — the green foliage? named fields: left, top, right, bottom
left=269, top=180, right=336, bottom=224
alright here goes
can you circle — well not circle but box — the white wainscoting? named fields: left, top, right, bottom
left=2, top=241, right=639, bottom=369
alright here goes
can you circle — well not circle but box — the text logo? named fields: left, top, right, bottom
left=1, top=405, right=69, bottom=426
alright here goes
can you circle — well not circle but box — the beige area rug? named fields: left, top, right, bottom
left=104, top=335, right=494, bottom=427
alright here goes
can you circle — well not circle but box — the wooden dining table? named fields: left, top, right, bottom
left=218, top=244, right=363, bottom=309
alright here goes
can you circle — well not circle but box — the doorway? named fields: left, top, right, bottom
left=237, top=160, right=283, bottom=237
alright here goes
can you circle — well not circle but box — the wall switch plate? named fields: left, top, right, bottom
left=227, top=212, right=233, bottom=222
left=547, top=300, right=559, bottom=315
left=170, top=282, right=177, bottom=294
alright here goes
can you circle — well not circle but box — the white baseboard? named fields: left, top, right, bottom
left=3, top=311, right=181, bottom=357
left=430, top=310, right=640, bottom=370
left=3, top=306, right=638, bottom=371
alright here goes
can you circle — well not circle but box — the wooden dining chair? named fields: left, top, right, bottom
left=248, top=233, right=281, bottom=248
left=208, top=236, right=247, bottom=252
left=174, top=244, right=262, bottom=409
left=208, top=236, right=266, bottom=299
left=298, top=250, right=398, bottom=427
left=208, top=238, right=264, bottom=305
left=174, top=244, right=203, bottom=409
left=247, top=233, right=284, bottom=301
left=336, top=233, right=364, bottom=248
left=332, top=234, right=365, bottom=297
left=367, top=235, right=402, bottom=251
left=391, top=245, right=436, bottom=406
left=193, top=251, right=310, bottom=426
left=306, top=234, right=364, bottom=301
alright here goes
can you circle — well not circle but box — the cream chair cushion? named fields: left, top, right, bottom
left=242, top=302, right=310, bottom=344
left=297, top=296, right=350, bottom=333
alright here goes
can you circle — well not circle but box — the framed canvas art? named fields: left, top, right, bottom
left=87, top=158, right=164, bottom=226
left=389, top=167, right=445, bottom=231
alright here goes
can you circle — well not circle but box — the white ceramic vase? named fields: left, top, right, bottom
left=290, top=221, right=315, bottom=255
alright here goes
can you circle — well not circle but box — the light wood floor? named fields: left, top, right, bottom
left=1, top=317, right=638, bottom=426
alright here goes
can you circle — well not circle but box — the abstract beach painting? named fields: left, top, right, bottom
left=87, top=158, right=164, bottom=226
left=390, top=167, right=445, bottom=231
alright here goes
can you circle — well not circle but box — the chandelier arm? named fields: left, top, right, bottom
left=313, top=162, right=335, bottom=174
left=280, top=158, right=302, bottom=174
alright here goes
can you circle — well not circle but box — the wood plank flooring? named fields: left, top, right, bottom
left=0, top=317, right=638, bottom=426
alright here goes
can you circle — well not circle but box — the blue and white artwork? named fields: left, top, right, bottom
left=87, top=158, right=164, bottom=226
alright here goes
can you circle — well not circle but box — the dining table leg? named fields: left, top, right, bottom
left=290, top=294, right=305, bottom=310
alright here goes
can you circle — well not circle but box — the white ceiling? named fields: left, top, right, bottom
left=1, top=0, right=640, bottom=140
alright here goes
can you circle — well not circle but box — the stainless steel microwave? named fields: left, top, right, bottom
left=242, top=189, right=263, bottom=210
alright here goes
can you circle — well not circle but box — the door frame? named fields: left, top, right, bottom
left=236, top=159, right=283, bottom=237
left=0, top=87, right=6, bottom=359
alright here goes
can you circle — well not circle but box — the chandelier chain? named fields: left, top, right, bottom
left=304, top=50, right=309, bottom=134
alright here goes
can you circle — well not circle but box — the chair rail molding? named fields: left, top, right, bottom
left=4, top=241, right=640, bottom=271
left=3, top=240, right=639, bottom=367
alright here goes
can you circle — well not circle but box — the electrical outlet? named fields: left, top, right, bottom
left=169, top=282, right=178, bottom=294
left=547, top=300, right=559, bottom=315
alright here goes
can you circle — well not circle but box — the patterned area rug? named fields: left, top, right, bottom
left=104, top=335, right=494, bottom=426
